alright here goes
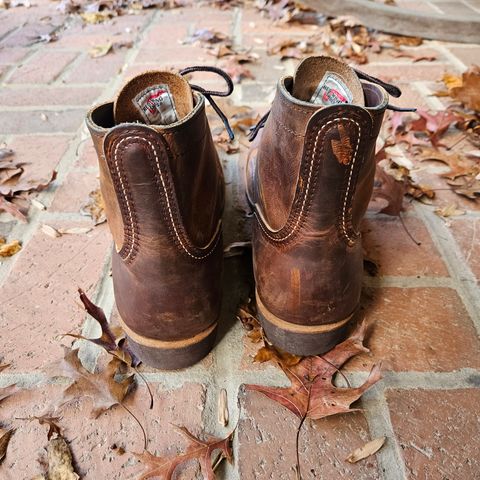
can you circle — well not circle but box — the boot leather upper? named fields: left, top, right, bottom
left=247, top=77, right=388, bottom=326
left=86, top=94, right=224, bottom=342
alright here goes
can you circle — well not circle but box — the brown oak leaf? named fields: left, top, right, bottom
left=81, top=188, right=106, bottom=225
left=0, top=428, right=15, bottom=465
left=246, top=320, right=381, bottom=421
left=237, top=297, right=263, bottom=343
left=447, top=177, right=480, bottom=200
left=373, top=166, right=406, bottom=216
left=254, top=341, right=302, bottom=368
left=407, top=110, right=457, bottom=148
left=136, top=426, right=233, bottom=480
left=34, top=435, right=80, bottom=480
left=417, top=147, right=479, bottom=180
left=20, top=415, right=63, bottom=440
left=447, top=66, right=480, bottom=112
left=65, top=288, right=141, bottom=368
left=58, top=348, right=135, bottom=418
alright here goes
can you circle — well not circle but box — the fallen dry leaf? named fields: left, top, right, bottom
left=0, top=428, right=15, bottom=465
left=37, top=436, right=80, bottom=480
left=89, top=42, right=112, bottom=58
left=217, top=389, right=229, bottom=427
left=58, top=226, right=93, bottom=235
left=389, top=51, right=436, bottom=62
left=267, top=37, right=313, bottom=60
left=247, top=320, right=381, bottom=421
left=65, top=288, right=141, bottom=368
left=437, top=66, right=480, bottom=112
left=237, top=297, right=262, bottom=343
left=31, top=198, right=46, bottom=210
left=417, top=147, right=479, bottom=180
left=438, top=72, right=463, bottom=92
left=186, top=28, right=228, bottom=45
left=407, top=110, right=458, bottom=148
left=136, top=426, right=233, bottom=480
left=449, top=66, right=480, bottom=112
left=373, top=166, right=406, bottom=216
left=58, top=348, right=135, bottom=418
left=81, top=188, right=106, bottom=224
left=219, top=57, right=255, bottom=83
left=0, top=147, right=56, bottom=221
left=447, top=176, right=480, bottom=200
left=254, top=340, right=302, bottom=368
left=19, top=415, right=63, bottom=441
left=434, top=203, right=465, bottom=219
left=389, top=34, right=423, bottom=48
left=0, top=238, right=21, bottom=257
left=80, top=11, right=112, bottom=24
left=42, top=224, right=61, bottom=238
left=346, top=436, right=386, bottom=463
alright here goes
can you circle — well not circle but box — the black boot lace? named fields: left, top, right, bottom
left=248, top=69, right=416, bottom=141
left=180, top=66, right=235, bottom=141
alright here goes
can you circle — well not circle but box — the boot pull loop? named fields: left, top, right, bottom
left=353, top=69, right=402, bottom=98
left=179, top=66, right=235, bottom=141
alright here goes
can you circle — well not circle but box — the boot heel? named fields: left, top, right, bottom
left=256, top=293, right=355, bottom=356
left=118, top=318, right=218, bottom=370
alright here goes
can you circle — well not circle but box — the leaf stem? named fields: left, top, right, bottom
left=133, top=366, right=154, bottom=409
left=399, top=212, right=421, bottom=246
left=120, top=403, right=147, bottom=450
left=295, top=413, right=307, bottom=480
left=317, top=355, right=351, bottom=388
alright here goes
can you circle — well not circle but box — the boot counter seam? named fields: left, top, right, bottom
left=255, top=117, right=361, bottom=244
left=113, top=137, right=138, bottom=262
left=112, top=135, right=221, bottom=261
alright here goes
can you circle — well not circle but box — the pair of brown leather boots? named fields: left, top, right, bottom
left=86, top=56, right=396, bottom=370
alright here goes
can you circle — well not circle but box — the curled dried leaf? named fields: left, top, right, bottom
left=0, top=238, right=21, bottom=257
left=346, top=436, right=386, bottom=463
left=44, top=436, right=79, bottom=479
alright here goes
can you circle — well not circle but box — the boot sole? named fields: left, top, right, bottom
left=256, top=292, right=355, bottom=356
left=117, top=316, right=217, bottom=370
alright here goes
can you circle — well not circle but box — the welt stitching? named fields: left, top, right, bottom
left=116, top=135, right=220, bottom=261
left=256, top=117, right=360, bottom=243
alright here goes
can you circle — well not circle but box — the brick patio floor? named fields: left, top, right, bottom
left=1, top=2, right=480, bottom=479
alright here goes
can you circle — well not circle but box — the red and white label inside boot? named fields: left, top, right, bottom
left=310, top=72, right=353, bottom=106
left=133, top=84, right=178, bottom=125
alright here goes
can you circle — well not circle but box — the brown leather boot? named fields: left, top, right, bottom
left=86, top=67, right=234, bottom=369
left=247, top=56, right=401, bottom=356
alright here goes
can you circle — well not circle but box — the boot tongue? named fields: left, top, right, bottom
left=114, top=71, right=194, bottom=125
left=292, top=56, right=364, bottom=107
